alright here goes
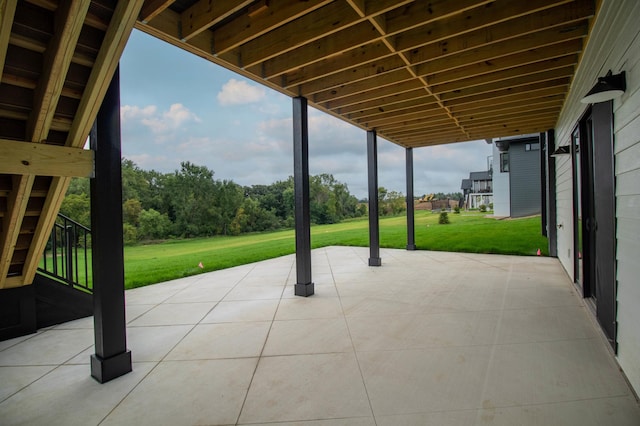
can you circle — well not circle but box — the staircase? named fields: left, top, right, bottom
left=0, top=214, right=93, bottom=340
left=0, top=1, right=142, bottom=341
left=34, top=213, right=93, bottom=329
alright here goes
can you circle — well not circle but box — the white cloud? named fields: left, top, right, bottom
left=217, top=78, right=266, bottom=105
left=121, top=104, right=157, bottom=122
left=121, top=103, right=201, bottom=137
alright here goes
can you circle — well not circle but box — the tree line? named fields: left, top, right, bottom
left=60, top=159, right=408, bottom=244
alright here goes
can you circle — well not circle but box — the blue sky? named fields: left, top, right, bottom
left=119, top=30, right=492, bottom=199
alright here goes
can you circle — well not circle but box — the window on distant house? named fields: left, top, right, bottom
left=500, top=152, right=509, bottom=172
left=525, top=142, right=540, bottom=151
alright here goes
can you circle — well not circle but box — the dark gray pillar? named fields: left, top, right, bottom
left=89, top=65, right=132, bottom=383
left=546, top=129, right=558, bottom=257
left=540, top=132, right=548, bottom=237
left=406, top=147, right=416, bottom=250
left=367, top=130, right=381, bottom=266
left=292, top=97, right=314, bottom=296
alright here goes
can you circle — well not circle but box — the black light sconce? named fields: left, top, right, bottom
left=550, top=145, right=571, bottom=157
left=581, top=70, right=626, bottom=104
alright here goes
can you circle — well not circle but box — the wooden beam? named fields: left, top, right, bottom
left=337, top=88, right=435, bottom=115
left=0, top=0, right=89, bottom=287
left=296, top=55, right=406, bottom=95
left=285, top=0, right=593, bottom=93
left=0, top=139, right=94, bottom=177
left=452, top=97, right=565, bottom=119
left=66, top=0, right=144, bottom=149
left=416, top=23, right=588, bottom=77
left=383, top=123, right=462, bottom=139
left=396, top=0, right=581, bottom=53
left=384, top=0, right=495, bottom=36
left=139, top=0, right=173, bottom=24
left=0, top=0, right=18, bottom=76
left=0, top=174, right=33, bottom=289
left=347, top=96, right=438, bottom=120
left=459, top=108, right=561, bottom=126
left=362, top=109, right=447, bottom=129
left=445, top=85, right=568, bottom=111
left=180, top=0, right=252, bottom=41
left=228, top=1, right=360, bottom=68
left=23, top=0, right=145, bottom=286
left=323, top=79, right=424, bottom=110
left=375, top=116, right=455, bottom=133
left=438, top=66, right=575, bottom=102
left=312, top=68, right=414, bottom=103
left=27, top=0, right=90, bottom=142
left=282, top=0, right=491, bottom=88
left=431, top=55, right=578, bottom=94
left=211, top=0, right=333, bottom=55
left=428, top=39, right=584, bottom=86
left=258, top=21, right=384, bottom=79
left=283, top=41, right=393, bottom=88
left=8, top=32, right=94, bottom=68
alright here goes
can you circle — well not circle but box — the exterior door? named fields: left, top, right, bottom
left=573, top=102, right=617, bottom=350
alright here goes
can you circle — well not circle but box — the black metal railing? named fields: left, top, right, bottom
left=38, top=213, right=92, bottom=293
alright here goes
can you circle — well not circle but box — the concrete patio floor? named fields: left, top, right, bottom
left=1, top=246, right=639, bottom=425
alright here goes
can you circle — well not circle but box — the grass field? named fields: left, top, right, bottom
left=123, top=211, right=548, bottom=289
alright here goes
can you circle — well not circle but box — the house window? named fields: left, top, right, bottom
left=525, top=142, right=540, bottom=151
left=500, top=152, right=509, bottom=172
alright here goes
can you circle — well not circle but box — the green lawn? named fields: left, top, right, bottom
left=123, top=211, right=548, bottom=289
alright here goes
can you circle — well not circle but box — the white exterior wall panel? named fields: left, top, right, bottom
left=492, top=143, right=510, bottom=217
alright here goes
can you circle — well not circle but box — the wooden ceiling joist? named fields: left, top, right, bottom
left=416, top=23, right=588, bottom=77
left=180, top=0, right=253, bottom=42
left=454, top=98, right=566, bottom=120
left=211, top=0, right=334, bottom=56
left=438, top=66, right=575, bottom=103
left=139, top=0, right=174, bottom=24
left=27, top=0, right=90, bottom=142
left=430, top=55, right=578, bottom=94
left=1, top=0, right=598, bottom=287
left=0, top=0, right=18, bottom=74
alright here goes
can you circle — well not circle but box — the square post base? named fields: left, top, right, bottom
left=295, top=282, right=314, bottom=297
left=91, top=350, right=132, bottom=383
left=406, top=244, right=417, bottom=251
left=369, top=257, right=382, bottom=266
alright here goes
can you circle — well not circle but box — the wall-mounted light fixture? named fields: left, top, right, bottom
left=550, top=145, right=571, bottom=157
left=581, top=70, right=626, bottom=104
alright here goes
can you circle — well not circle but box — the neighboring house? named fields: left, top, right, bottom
left=460, top=171, right=492, bottom=209
left=491, top=134, right=542, bottom=218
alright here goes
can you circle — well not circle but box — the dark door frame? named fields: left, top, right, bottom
left=572, top=102, right=617, bottom=350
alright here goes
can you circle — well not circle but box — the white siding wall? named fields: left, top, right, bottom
left=492, top=144, right=510, bottom=217
left=554, top=0, right=640, bottom=394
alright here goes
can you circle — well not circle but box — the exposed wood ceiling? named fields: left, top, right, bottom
left=0, top=0, right=144, bottom=288
left=137, top=0, right=595, bottom=147
left=0, top=0, right=596, bottom=288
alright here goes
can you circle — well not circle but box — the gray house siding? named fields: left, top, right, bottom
left=553, top=0, right=640, bottom=394
left=508, top=139, right=541, bottom=218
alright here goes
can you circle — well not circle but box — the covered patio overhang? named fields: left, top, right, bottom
left=2, top=0, right=626, bottom=393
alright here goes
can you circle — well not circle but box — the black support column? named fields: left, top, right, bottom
left=546, top=129, right=558, bottom=257
left=292, top=97, right=314, bottom=296
left=405, top=147, right=416, bottom=250
left=89, top=66, right=132, bottom=383
left=367, top=130, right=381, bottom=266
